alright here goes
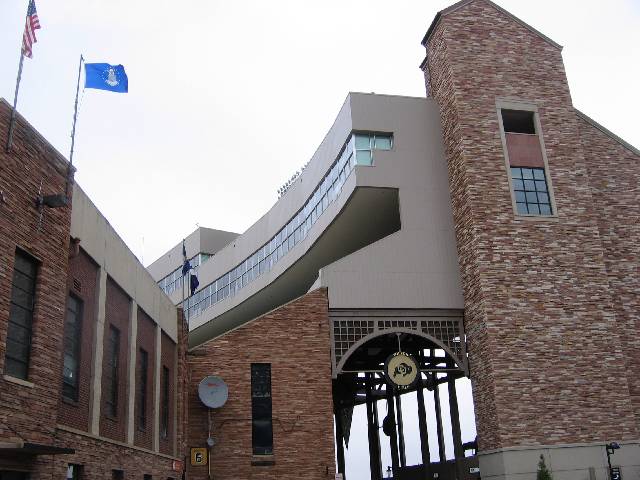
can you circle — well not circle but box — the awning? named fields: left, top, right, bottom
left=0, top=441, right=74, bottom=456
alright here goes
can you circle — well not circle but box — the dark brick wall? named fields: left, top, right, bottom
left=160, top=331, right=176, bottom=455
left=423, top=0, right=638, bottom=450
left=0, top=101, right=73, bottom=455
left=577, top=116, right=640, bottom=432
left=134, top=307, right=157, bottom=449
left=57, top=247, right=99, bottom=432
left=99, top=276, right=130, bottom=442
left=186, top=288, right=335, bottom=480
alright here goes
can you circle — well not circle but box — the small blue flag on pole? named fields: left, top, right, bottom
left=84, top=63, right=128, bottom=93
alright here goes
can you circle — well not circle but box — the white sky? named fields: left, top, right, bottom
left=1, top=1, right=638, bottom=477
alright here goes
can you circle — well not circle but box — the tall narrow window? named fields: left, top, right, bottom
left=137, top=349, right=149, bottom=430
left=4, top=250, right=38, bottom=380
left=160, top=366, right=170, bottom=439
left=104, top=326, right=120, bottom=417
left=251, top=363, right=273, bottom=455
left=499, top=106, right=554, bottom=216
left=62, top=295, right=83, bottom=400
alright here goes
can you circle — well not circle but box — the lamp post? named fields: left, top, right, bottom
left=605, top=442, right=620, bottom=480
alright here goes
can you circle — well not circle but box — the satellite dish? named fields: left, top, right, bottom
left=198, top=376, right=228, bottom=409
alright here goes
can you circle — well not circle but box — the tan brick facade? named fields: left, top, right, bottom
left=187, top=288, right=336, bottom=480
left=423, top=0, right=638, bottom=451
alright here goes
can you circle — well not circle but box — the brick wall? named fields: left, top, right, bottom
left=577, top=115, right=640, bottom=432
left=100, top=276, right=130, bottom=442
left=187, top=288, right=335, bottom=480
left=423, top=0, right=638, bottom=450
left=58, top=247, right=98, bottom=432
left=134, top=307, right=157, bottom=449
left=0, top=101, right=73, bottom=454
left=160, top=330, right=176, bottom=455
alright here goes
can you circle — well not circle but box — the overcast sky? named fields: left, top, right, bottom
left=1, top=1, right=638, bottom=477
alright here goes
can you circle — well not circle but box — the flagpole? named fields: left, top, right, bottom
left=66, top=54, right=84, bottom=198
left=4, top=48, right=25, bottom=153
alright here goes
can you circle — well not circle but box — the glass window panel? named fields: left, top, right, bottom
left=535, top=180, right=547, bottom=192
left=515, top=191, right=526, bottom=203
left=512, top=179, right=524, bottom=190
left=375, top=136, right=392, bottom=150
left=322, top=194, right=328, bottom=210
left=538, top=192, right=549, bottom=203
left=510, top=167, right=522, bottom=179
left=356, top=150, right=372, bottom=166
left=526, top=191, right=538, bottom=203
left=539, top=204, right=552, bottom=215
left=533, top=169, right=546, bottom=180
left=516, top=202, right=528, bottom=215
left=522, top=168, right=534, bottom=179
left=524, top=180, right=536, bottom=190
left=528, top=204, right=540, bottom=215
left=355, top=134, right=371, bottom=150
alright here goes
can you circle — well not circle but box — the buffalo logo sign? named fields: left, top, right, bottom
left=384, top=351, right=419, bottom=390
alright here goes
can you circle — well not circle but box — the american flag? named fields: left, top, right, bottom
left=22, top=0, right=41, bottom=58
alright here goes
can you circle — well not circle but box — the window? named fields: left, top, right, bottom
left=501, top=109, right=535, bottom=134
left=160, top=366, right=170, bottom=439
left=511, top=167, right=552, bottom=215
left=66, top=464, right=82, bottom=480
left=62, top=295, right=83, bottom=400
left=104, top=326, right=120, bottom=417
left=137, top=349, right=149, bottom=430
left=112, top=470, right=124, bottom=480
left=251, top=363, right=273, bottom=455
left=143, top=475, right=152, bottom=480
left=4, top=250, right=38, bottom=380
left=499, top=104, right=554, bottom=217
left=354, top=132, right=392, bottom=166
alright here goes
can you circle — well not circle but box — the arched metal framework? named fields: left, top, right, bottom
left=330, top=309, right=468, bottom=378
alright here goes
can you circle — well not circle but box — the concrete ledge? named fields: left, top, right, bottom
left=478, top=441, right=640, bottom=480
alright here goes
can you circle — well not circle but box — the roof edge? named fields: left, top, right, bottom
left=0, top=98, right=75, bottom=177
left=575, top=108, right=640, bottom=157
left=421, top=0, right=562, bottom=51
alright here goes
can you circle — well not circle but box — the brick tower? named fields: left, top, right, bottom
left=421, top=0, right=640, bottom=477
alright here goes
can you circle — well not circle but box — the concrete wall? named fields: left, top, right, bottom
left=147, top=226, right=238, bottom=282
left=71, top=183, right=177, bottom=341
left=320, top=94, right=463, bottom=310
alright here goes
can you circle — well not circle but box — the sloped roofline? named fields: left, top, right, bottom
left=575, top=108, right=640, bottom=156
left=421, top=0, right=562, bottom=51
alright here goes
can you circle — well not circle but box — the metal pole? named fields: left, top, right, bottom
left=395, top=393, right=406, bottom=468
left=448, top=374, right=464, bottom=480
left=66, top=54, right=83, bottom=198
left=335, top=411, right=346, bottom=479
left=433, top=374, right=446, bottom=463
left=5, top=50, right=25, bottom=153
left=385, top=386, right=400, bottom=477
left=365, top=373, right=382, bottom=480
left=416, top=373, right=431, bottom=471
left=372, top=379, right=383, bottom=480
left=68, top=55, right=83, bottom=167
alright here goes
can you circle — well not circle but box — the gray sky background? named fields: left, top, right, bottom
left=1, top=1, right=638, bottom=478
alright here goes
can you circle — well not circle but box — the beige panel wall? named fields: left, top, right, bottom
left=320, top=94, right=463, bottom=309
left=70, top=184, right=178, bottom=341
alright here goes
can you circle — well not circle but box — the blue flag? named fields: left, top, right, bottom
left=84, top=63, right=128, bottom=93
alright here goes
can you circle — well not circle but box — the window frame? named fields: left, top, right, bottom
left=160, top=365, right=170, bottom=439
left=62, top=293, right=83, bottom=401
left=137, top=348, right=149, bottom=431
left=4, top=249, right=39, bottom=380
left=496, top=99, right=558, bottom=220
left=251, top=363, right=273, bottom=456
left=104, top=325, right=120, bottom=418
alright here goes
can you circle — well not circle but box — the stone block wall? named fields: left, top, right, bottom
left=0, top=100, right=73, bottom=456
left=422, top=0, right=638, bottom=451
left=186, top=288, right=335, bottom=480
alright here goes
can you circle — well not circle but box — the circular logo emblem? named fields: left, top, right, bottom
left=384, top=352, right=419, bottom=390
